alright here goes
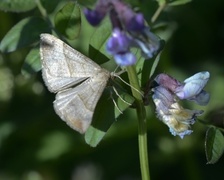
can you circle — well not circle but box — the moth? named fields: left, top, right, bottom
left=40, top=33, right=111, bottom=134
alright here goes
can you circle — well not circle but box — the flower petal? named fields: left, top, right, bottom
left=176, top=72, right=210, bottom=103
left=126, top=13, right=145, bottom=31
left=188, top=90, right=210, bottom=106
left=84, top=8, right=105, bottom=26
left=114, top=52, right=136, bottom=66
left=152, top=86, right=203, bottom=138
left=106, top=29, right=131, bottom=54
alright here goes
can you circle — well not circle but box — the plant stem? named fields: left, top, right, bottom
left=126, top=66, right=150, bottom=180
left=151, top=2, right=166, bottom=23
left=35, top=0, right=60, bottom=36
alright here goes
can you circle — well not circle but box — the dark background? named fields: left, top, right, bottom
left=0, top=0, right=224, bottom=179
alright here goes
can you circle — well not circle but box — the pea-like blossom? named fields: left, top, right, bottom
left=154, top=72, right=210, bottom=105
left=84, top=0, right=163, bottom=66
left=152, top=72, right=210, bottom=138
left=175, top=71, right=210, bottom=105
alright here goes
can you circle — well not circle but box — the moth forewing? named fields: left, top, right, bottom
left=40, top=33, right=111, bottom=134
left=40, top=33, right=103, bottom=93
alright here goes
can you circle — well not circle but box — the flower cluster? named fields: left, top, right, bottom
left=84, top=0, right=163, bottom=66
left=152, top=72, right=210, bottom=138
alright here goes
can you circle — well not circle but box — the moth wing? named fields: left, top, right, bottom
left=53, top=71, right=110, bottom=133
left=40, top=33, right=102, bottom=92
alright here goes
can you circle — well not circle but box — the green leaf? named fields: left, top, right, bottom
left=113, top=87, right=134, bottom=118
left=89, top=19, right=112, bottom=65
left=85, top=85, right=134, bottom=147
left=149, top=52, right=162, bottom=78
left=205, top=127, right=224, bottom=164
left=133, top=49, right=146, bottom=88
left=21, top=47, right=41, bottom=78
left=40, top=0, right=61, bottom=13
left=85, top=88, right=115, bottom=147
left=168, top=0, right=192, bottom=6
left=0, top=0, right=36, bottom=12
left=77, top=0, right=96, bottom=8
left=55, top=2, right=81, bottom=40
left=0, top=17, right=51, bottom=53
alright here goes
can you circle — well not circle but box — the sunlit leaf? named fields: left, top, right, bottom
left=89, top=19, right=112, bottom=65
left=0, top=17, right=51, bottom=53
left=168, top=0, right=192, bottom=6
left=55, top=2, right=81, bottom=40
left=0, top=0, right=36, bottom=12
left=205, top=127, right=224, bottom=164
left=22, top=47, right=41, bottom=78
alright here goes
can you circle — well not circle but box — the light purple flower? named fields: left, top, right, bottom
left=175, top=71, right=210, bottom=105
left=114, top=52, right=136, bottom=66
left=106, top=28, right=136, bottom=66
left=106, top=29, right=131, bottom=55
left=152, top=72, right=210, bottom=138
left=84, top=0, right=163, bottom=66
left=152, top=86, right=203, bottom=139
left=155, top=72, right=210, bottom=106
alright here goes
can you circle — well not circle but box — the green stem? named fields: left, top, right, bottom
left=35, top=0, right=60, bottom=37
left=126, top=66, right=150, bottom=180
left=151, top=2, right=166, bottom=23
left=36, top=0, right=48, bottom=19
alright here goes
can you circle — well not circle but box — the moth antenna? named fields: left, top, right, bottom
left=112, top=86, right=132, bottom=106
left=110, top=90, right=123, bottom=114
left=112, top=73, right=144, bottom=97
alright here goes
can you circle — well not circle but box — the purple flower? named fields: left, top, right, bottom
left=83, top=9, right=105, bottom=26
left=152, top=86, right=203, bottom=139
left=106, top=29, right=131, bottom=55
left=155, top=72, right=210, bottom=106
left=175, top=71, right=210, bottom=105
left=106, top=28, right=136, bottom=66
left=131, top=28, right=164, bottom=59
left=152, top=72, right=210, bottom=138
left=114, top=52, right=136, bottom=66
left=84, top=0, right=163, bottom=66
left=126, top=13, right=145, bottom=31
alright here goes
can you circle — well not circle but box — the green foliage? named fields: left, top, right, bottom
left=0, top=17, right=50, bottom=53
left=0, top=0, right=36, bottom=12
left=89, top=19, right=112, bottom=64
left=22, top=47, right=41, bottom=78
left=85, top=88, right=134, bottom=147
left=55, top=2, right=81, bottom=40
left=205, top=127, right=224, bottom=164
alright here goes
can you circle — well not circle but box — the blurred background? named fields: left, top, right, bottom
left=0, top=0, right=224, bottom=179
